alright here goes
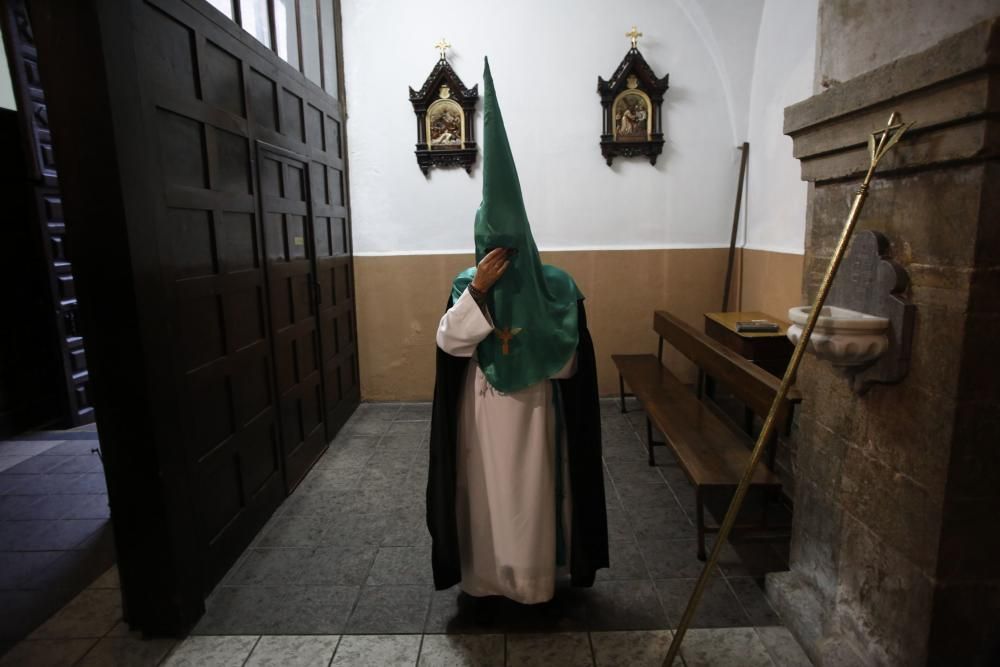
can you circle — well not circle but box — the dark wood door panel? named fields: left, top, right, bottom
left=257, top=144, right=327, bottom=489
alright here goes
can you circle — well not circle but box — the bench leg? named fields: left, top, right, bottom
left=696, top=486, right=707, bottom=561
left=619, top=374, right=626, bottom=414
left=646, top=417, right=656, bottom=466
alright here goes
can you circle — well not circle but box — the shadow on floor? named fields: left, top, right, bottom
left=0, top=426, right=115, bottom=657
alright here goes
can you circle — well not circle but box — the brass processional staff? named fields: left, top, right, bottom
left=663, top=111, right=914, bottom=666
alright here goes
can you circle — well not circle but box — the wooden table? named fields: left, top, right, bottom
left=701, top=311, right=794, bottom=438
left=703, top=311, right=793, bottom=379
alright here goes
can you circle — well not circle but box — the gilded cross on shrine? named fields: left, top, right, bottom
left=495, top=327, right=523, bottom=355
left=434, top=38, right=451, bottom=60
left=626, top=25, right=642, bottom=49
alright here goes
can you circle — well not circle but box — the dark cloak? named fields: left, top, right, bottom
left=426, top=297, right=609, bottom=592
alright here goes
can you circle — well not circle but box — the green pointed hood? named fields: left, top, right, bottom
left=451, top=58, right=582, bottom=393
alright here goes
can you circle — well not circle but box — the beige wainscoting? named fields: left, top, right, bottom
left=730, top=248, right=805, bottom=320
left=354, top=247, right=803, bottom=401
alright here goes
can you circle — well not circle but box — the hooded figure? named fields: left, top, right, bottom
left=426, top=58, right=608, bottom=604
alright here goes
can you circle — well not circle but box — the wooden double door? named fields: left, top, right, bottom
left=258, top=144, right=356, bottom=488
left=29, top=0, right=360, bottom=633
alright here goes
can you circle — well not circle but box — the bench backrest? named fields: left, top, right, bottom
left=653, top=310, right=801, bottom=425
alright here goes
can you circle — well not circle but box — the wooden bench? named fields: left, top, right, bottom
left=612, top=310, right=802, bottom=559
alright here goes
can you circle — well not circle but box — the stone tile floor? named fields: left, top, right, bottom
left=0, top=400, right=812, bottom=665
left=0, top=422, right=115, bottom=656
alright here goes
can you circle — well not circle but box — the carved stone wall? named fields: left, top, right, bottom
left=768, top=17, right=1000, bottom=666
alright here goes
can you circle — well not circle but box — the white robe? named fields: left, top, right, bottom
left=436, top=288, right=575, bottom=604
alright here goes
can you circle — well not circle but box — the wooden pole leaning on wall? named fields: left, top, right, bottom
left=663, top=112, right=913, bottom=666
left=721, top=141, right=749, bottom=312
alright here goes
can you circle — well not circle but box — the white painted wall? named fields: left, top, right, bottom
left=0, top=29, right=16, bottom=111
left=342, top=0, right=767, bottom=255
left=742, top=0, right=818, bottom=254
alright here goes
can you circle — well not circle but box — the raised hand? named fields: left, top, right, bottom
left=471, top=248, right=512, bottom=293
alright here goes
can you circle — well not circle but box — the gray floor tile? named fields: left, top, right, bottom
left=256, top=514, right=329, bottom=548
left=496, top=587, right=590, bottom=634
left=386, top=421, right=429, bottom=436
left=679, top=627, right=774, bottom=666
left=586, top=579, right=669, bottom=631
left=617, top=482, right=684, bottom=514
left=638, top=539, right=712, bottom=579
left=601, top=441, right=646, bottom=461
left=279, top=586, right=359, bottom=634
left=318, top=436, right=381, bottom=468
left=226, top=548, right=311, bottom=586
left=355, top=403, right=403, bottom=421
left=366, top=546, right=433, bottom=586
left=506, top=632, right=593, bottom=666
left=0, top=455, right=38, bottom=473
left=87, top=567, right=119, bottom=590
left=1, top=455, right=64, bottom=475
left=604, top=508, right=633, bottom=543
left=341, top=417, right=392, bottom=438
left=40, top=442, right=99, bottom=457
left=29, top=588, right=121, bottom=639
left=418, top=634, right=503, bottom=666
left=162, top=635, right=259, bottom=666
left=380, top=512, right=432, bottom=547
left=295, top=470, right=364, bottom=496
left=60, top=495, right=110, bottom=520
left=0, top=519, right=106, bottom=552
left=331, top=634, right=421, bottom=666
left=0, top=495, right=42, bottom=520
left=655, top=577, right=751, bottom=628
left=0, top=441, right=66, bottom=457
left=0, top=638, right=98, bottom=666
left=7, top=494, right=76, bottom=521
left=626, top=508, right=693, bottom=542
left=280, top=490, right=354, bottom=517
left=728, top=577, right=781, bottom=625
left=0, top=551, right=63, bottom=590
left=587, top=579, right=669, bottom=630
left=424, top=588, right=504, bottom=634
left=77, top=635, right=178, bottom=666
left=47, top=456, right=104, bottom=475
left=345, top=585, right=431, bottom=633
left=197, top=586, right=358, bottom=635
left=300, top=547, right=378, bottom=585
left=597, top=540, right=649, bottom=581
left=359, top=466, right=411, bottom=488
left=195, top=586, right=294, bottom=634
left=322, top=513, right=390, bottom=547
left=601, top=428, right=643, bottom=449
left=591, top=630, right=683, bottom=666
left=606, top=460, right=665, bottom=486
left=0, top=589, right=54, bottom=642
left=755, top=626, right=813, bottom=666
left=245, top=635, right=340, bottom=667
left=396, top=403, right=432, bottom=421
left=0, top=474, right=55, bottom=496
left=377, top=433, right=429, bottom=455
left=58, top=474, right=108, bottom=496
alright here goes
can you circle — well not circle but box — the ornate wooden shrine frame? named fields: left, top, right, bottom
left=409, top=40, right=479, bottom=175
left=598, top=27, right=669, bottom=166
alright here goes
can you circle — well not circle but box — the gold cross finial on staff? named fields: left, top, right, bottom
left=626, top=25, right=642, bottom=48
left=434, top=38, right=451, bottom=60
left=867, top=112, right=913, bottom=172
